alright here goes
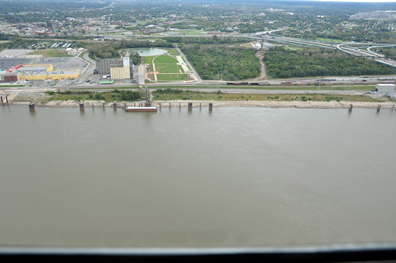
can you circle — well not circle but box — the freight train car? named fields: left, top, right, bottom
left=258, top=82, right=270, bottom=86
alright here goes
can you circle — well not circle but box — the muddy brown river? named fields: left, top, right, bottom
left=0, top=105, right=395, bottom=249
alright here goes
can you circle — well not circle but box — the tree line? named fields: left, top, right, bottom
left=182, top=45, right=261, bottom=80
left=263, top=46, right=396, bottom=78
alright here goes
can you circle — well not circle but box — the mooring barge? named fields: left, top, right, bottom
left=125, top=107, right=157, bottom=112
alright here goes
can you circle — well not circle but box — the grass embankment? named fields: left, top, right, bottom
left=154, top=55, right=178, bottom=63
left=45, top=90, right=143, bottom=102
left=27, top=49, right=74, bottom=57
left=157, top=74, right=187, bottom=81
left=75, top=85, right=375, bottom=91
left=156, top=64, right=180, bottom=73
left=0, top=85, right=24, bottom=87
left=152, top=89, right=383, bottom=102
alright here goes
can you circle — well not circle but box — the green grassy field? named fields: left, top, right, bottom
left=166, top=49, right=179, bottom=56
left=316, top=37, right=343, bottom=43
left=285, top=46, right=304, bottom=51
left=27, top=49, right=74, bottom=57
left=156, top=74, right=187, bottom=81
left=241, top=43, right=253, bottom=48
left=136, top=20, right=154, bottom=25
left=156, top=64, right=180, bottom=73
left=154, top=55, right=178, bottom=64
left=144, top=55, right=155, bottom=64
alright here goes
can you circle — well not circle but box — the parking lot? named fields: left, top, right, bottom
left=0, top=58, right=32, bottom=71
left=28, top=57, right=86, bottom=71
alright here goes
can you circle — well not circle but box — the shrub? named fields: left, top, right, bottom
left=94, top=93, right=105, bottom=100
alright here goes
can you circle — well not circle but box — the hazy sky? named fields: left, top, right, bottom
left=309, top=0, right=396, bottom=2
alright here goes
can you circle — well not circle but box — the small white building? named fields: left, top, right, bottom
left=376, top=84, right=395, bottom=94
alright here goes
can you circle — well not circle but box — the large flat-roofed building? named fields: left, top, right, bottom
left=18, top=70, right=80, bottom=81
left=13, top=63, right=79, bottom=80
left=96, top=58, right=122, bottom=74
left=96, top=56, right=131, bottom=79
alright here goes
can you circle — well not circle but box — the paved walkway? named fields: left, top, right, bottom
left=176, top=47, right=202, bottom=83
left=152, top=63, right=158, bottom=81
left=176, top=56, right=189, bottom=73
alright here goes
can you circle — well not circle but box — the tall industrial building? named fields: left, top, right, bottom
left=96, top=56, right=131, bottom=79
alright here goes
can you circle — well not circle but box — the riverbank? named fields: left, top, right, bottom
left=10, top=99, right=396, bottom=109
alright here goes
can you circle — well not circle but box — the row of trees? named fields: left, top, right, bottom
left=183, top=45, right=261, bottom=80
left=87, top=39, right=172, bottom=59
left=264, top=46, right=396, bottom=78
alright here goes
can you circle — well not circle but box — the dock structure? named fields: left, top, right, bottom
left=79, top=102, right=84, bottom=111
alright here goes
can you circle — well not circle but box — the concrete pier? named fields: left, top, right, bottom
left=29, top=103, right=35, bottom=112
left=80, top=103, right=84, bottom=111
left=209, top=103, right=213, bottom=111
left=188, top=103, right=192, bottom=110
left=1, top=96, right=3, bottom=106
left=5, top=96, right=8, bottom=106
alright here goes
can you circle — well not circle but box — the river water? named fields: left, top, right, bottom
left=0, top=105, right=395, bottom=249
